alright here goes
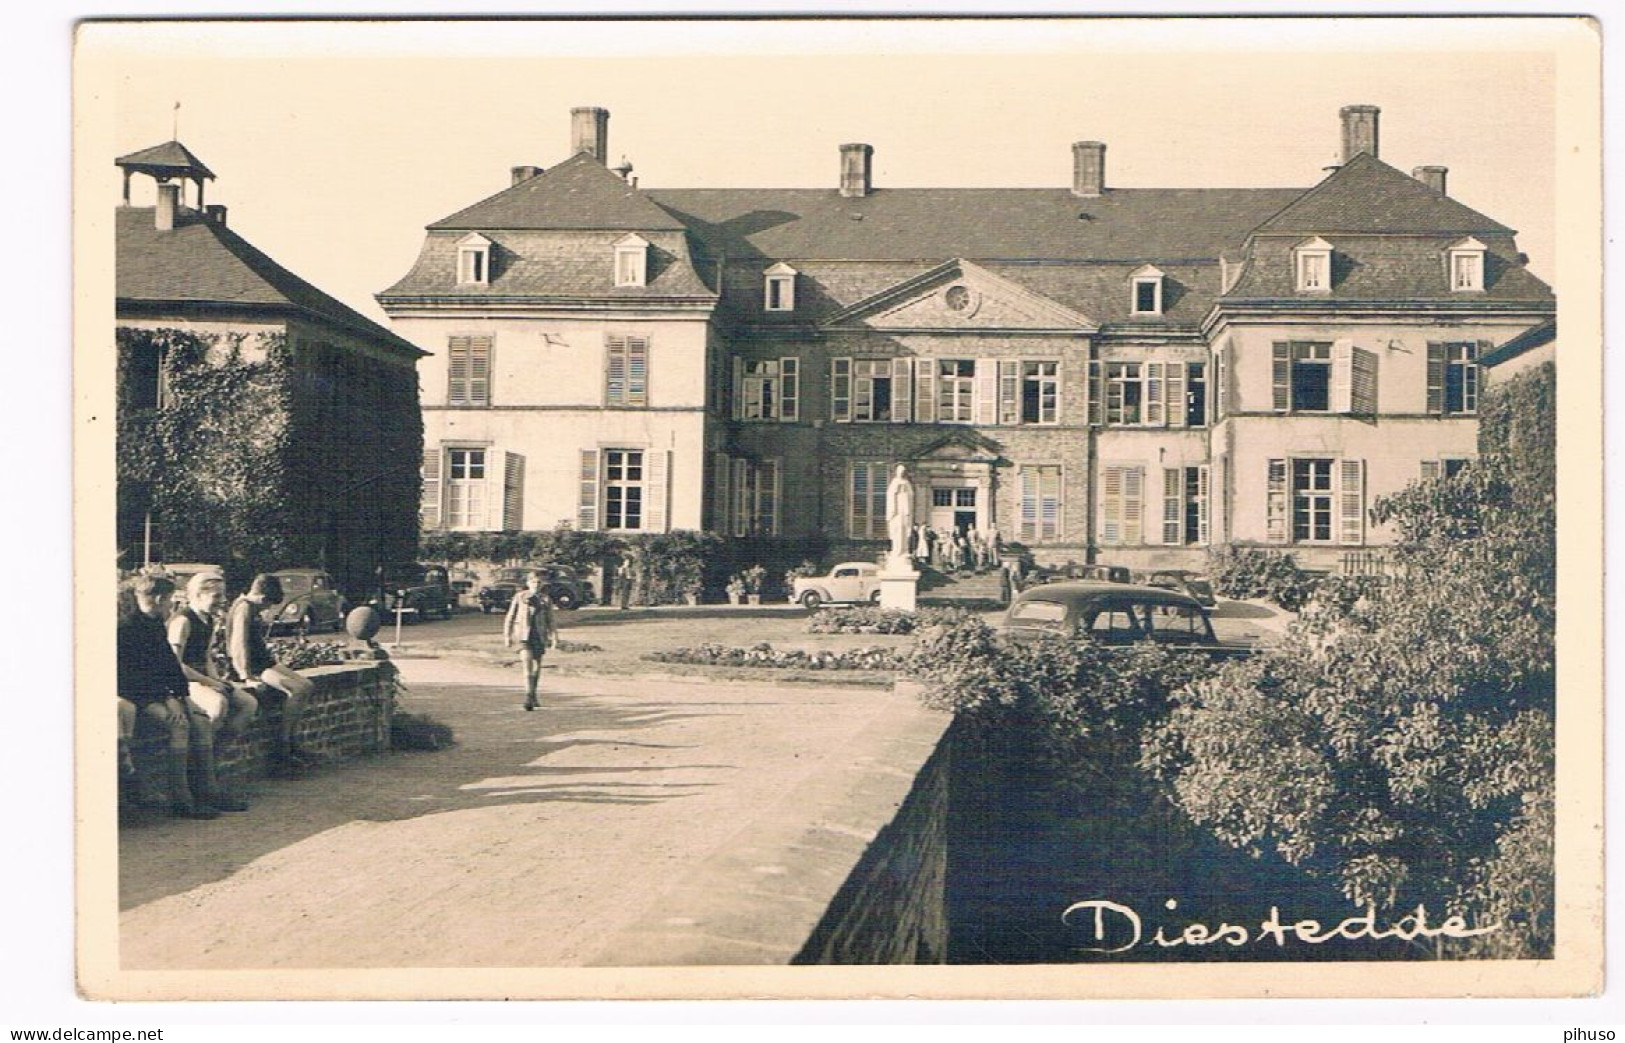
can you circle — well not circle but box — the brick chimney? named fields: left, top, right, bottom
left=155, top=181, right=179, bottom=231
left=1412, top=165, right=1448, bottom=195
left=571, top=107, right=609, bottom=163
left=205, top=204, right=227, bottom=226
left=1072, top=141, right=1106, bottom=197
left=1340, top=104, right=1380, bottom=162
left=839, top=143, right=873, bottom=198
left=511, top=165, right=544, bottom=186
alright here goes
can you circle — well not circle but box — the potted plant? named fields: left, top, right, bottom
left=742, top=564, right=767, bottom=606
left=726, top=574, right=746, bottom=606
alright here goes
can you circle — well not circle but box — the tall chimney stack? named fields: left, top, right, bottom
left=1412, top=165, right=1448, bottom=195
left=571, top=107, right=609, bottom=163
left=205, top=203, right=227, bottom=226
left=1340, top=104, right=1380, bottom=162
left=155, top=181, right=179, bottom=231
left=1072, top=141, right=1106, bottom=197
left=511, top=164, right=544, bottom=186
left=839, top=143, right=873, bottom=198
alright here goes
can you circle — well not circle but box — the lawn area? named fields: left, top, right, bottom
left=401, top=603, right=1008, bottom=687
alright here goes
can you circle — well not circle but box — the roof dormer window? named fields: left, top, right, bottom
left=1448, top=237, right=1486, bottom=292
left=764, top=262, right=797, bottom=312
left=1130, top=264, right=1164, bottom=316
left=1294, top=236, right=1333, bottom=294
left=614, top=233, right=649, bottom=288
left=457, top=233, right=492, bottom=286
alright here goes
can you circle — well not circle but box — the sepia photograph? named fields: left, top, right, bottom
left=70, top=14, right=1602, bottom=1002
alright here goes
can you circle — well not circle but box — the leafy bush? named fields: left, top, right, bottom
left=645, top=642, right=904, bottom=671
left=807, top=605, right=972, bottom=635
left=1206, top=545, right=1319, bottom=611
left=268, top=637, right=366, bottom=670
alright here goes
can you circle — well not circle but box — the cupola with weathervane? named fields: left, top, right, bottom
left=115, top=140, right=217, bottom=231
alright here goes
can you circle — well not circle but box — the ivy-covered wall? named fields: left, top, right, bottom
left=117, top=325, right=422, bottom=594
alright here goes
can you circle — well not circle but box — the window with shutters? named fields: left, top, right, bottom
left=729, top=458, right=781, bottom=536
left=1019, top=465, right=1063, bottom=542
left=603, top=449, right=645, bottom=531
left=1291, top=458, right=1334, bottom=543
left=764, top=263, right=797, bottom=312
left=1101, top=465, right=1144, bottom=546
left=1105, top=362, right=1145, bottom=425
left=1295, top=237, right=1333, bottom=293
left=1422, top=457, right=1472, bottom=480
left=1185, top=362, right=1207, bottom=427
left=445, top=448, right=488, bottom=531
left=446, top=336, right=492, bottom=407
left=1161, top=466, right=1210, bottom=545
left=734, top=358, right=799, bottom=421
left=1434, top=341, right=1480, bottom=415
left=613, top=234, right=648, bottom=287
left=937, top=359, right=976, bottom=422
left=848, top=461, right=890, bottom=539
left=456, top=233, right=491, bottom=286
left=849, top=359, right=904, bottom=422
left=605, top=335, right=649, bottom=407
left=1021, top=361, right=1060, bottom=424
left=1272, top=341, right=1332, bottom=413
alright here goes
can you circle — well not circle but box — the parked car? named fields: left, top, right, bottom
left=792, top=562, right=884, bottom=609
left=376, top=563, right=455, bottom=621
left=1000, top=581, right=1251, bottom=657
left=1143, top=569, right=1218, bottom=608
left=478, top=564, right=589, bottom=613
left=1029, top=562, right=1132, bottom=586
left=261, top=568, right=347, bottom=634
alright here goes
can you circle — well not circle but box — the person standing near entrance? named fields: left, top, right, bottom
left=505, top=570, right=558, bottom=711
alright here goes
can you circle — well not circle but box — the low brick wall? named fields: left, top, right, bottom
left=131, top=662, right=395, bottom=791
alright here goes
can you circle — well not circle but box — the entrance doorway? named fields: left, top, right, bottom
left=930, top=487, right=978, bottom=535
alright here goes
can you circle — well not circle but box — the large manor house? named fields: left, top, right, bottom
left=378, top=105, right=1555, bottom=571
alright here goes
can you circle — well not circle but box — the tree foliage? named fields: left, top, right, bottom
left=1146, top=362, right=1556, bottom=956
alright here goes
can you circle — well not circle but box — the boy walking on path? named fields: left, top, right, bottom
left=504, top=571, right=558, bottom=711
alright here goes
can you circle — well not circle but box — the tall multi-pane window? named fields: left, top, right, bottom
left=446, top=448, right=487, bottom=530
left=735, top=358, right=799, bottom=421
left=604, top=449, right=645, bottom=531
left=937, top=359, right=976, bottom=422
left=852, top=359, right=896, bottom=422
left=1185, top=362, right=1207, bottom=427
left=1445, top=342, right=1479, bottom=415
left=1291, top=458, right=1335, bottom=543
left=1021, top=361, right=1059, bottom=424
left=1271, top=341, right=1332, bottom=413
left=1106, top=363, right=1144, bottom=425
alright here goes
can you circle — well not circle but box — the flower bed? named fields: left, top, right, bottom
left=269, top=637, right=384, bottom=670
left=806, top=605, right=972, bottom=635
left=644, top=641, right=904, bottom=671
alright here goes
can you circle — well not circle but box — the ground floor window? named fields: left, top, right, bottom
left=1161, top=465, right=1210, bottom=545
left=446, top=448, right=487, bottom=530
left=1291, top=458, right=1334, bottom=543
left=604, top=449, right=645, bottom=531
left=1019, top=466, right=1062, bottom=542
left=1267, top=456, right=1365, bottom=546
left=848, top=461, right=890, bottom=539
left=727, top=457, right=780, bottom=536
left=1101, top=465, right=1145, bottom=545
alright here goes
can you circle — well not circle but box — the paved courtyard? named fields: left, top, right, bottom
left=118, top=656, right=948, bottom=969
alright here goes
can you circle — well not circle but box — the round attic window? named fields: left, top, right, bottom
left=944, top=285, right=974, bottom=312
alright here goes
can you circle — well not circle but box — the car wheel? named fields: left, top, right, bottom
left=869, top=590, right=883, bottom=605
left=800, top=590, right=823, bottom=610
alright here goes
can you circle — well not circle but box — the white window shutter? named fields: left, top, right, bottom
left=627, top=336, right=649, bottom=406
left=1123, top=467, right=1144, bottom=545
left=997, top=361, right=1021, bottom=425
left=1265, top=459, right=1288, bottom=544
left=914, top=359, right=936, bottom=423
left=1019, top=467, right=1037, bottom=542
left=644, top=449, right=670, bottom=533
left=891, top=358, right=912, bottom=423
left=1102, top=466, right=1123, bottom=545
left=420, top=445, right=443, bottom=530
left=764, top=459, right=781, bottom=535
left=1167, top=362, right=1187, bottom=429
left=974, top=359, right=997, bottom=425
left=1145, top=362, right=1166, bottom=426
left=605, top=335, right=627, bottom=405
left=1087, top=359, right=1103, bottom=426
left=1196, top=465, right=1211, bottom=545
left=1162, top=468, right=1183, bottom=545
left=1041, top=467, right=1062, bottom=540
left=1339, top=458, right=1365, bottom=546
left=780, top=358, right=799, bottom=421
left=1331, top=338, right=1355, bottom=414
left=577, top=449, right=600, bottom=532
left=499, top=451, right=525, bottom=531
left=469, top=336, right=492, bottom=406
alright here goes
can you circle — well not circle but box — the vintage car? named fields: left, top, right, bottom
left=1028, top=561, right=1132, bottom=586
left=477, top=564, right=589, bottom=613
left=261, top=568, right=347, bottom=634
left=1142, top=569, right=1219, bottom=608
left=376, top=563, right=456, bottom=621
left=1000, top=581, right=1250, bottom=657
left=792, top=562, right=884, bottom=609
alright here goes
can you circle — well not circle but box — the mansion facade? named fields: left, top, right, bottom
left=378, top=105, right=1554, bottom=571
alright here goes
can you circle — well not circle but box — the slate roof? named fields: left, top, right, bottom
left=1480, top=319, right=1557, bottom=367
left=117, top=207, right=424, bottom=355
left=1221, top=233, right=1553, bottom=303
left=651, top=187, right=1305, bottom=262
left=429, top=153, right=687, bottom=232
left=114, top=140, right=215, bottom=179
left=1250, top=152, right=1512, bottom=236
left=379, top=227, right=715, bottom=300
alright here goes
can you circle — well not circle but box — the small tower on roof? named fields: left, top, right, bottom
left=114, top=140, right=215, bottom=209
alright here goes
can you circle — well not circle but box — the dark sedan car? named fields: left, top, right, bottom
left=1143, top=569, right=1219, bottom=608
left=261, top=568, right=347, bottom=634
left=478, top=564, right=589, bottom=613
left=1001, top=581, right=1250, bottom=657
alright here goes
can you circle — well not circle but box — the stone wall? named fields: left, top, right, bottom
left=131, top=662, right=396, bottom=790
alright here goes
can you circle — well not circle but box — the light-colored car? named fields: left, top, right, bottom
left=792, top=562, right=884, bottom=609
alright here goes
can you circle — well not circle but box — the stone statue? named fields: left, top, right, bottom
left=886, top=464, right=915, bottom=562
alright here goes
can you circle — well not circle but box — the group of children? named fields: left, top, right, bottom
left=116, top=570, right=317, bottom=820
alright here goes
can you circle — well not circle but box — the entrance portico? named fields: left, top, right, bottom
left=908, top=434, right=1004, bottom=536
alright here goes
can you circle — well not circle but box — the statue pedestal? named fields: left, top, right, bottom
left=878, top=554, right=919, bottom=612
